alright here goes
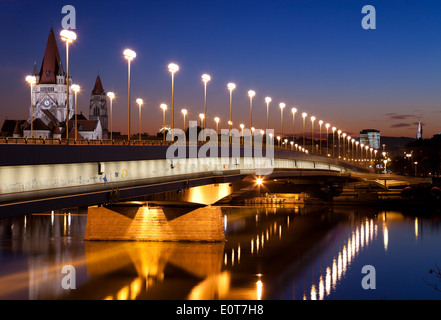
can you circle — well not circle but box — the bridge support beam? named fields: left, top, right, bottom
left=84, top=202, right=225, bottom=242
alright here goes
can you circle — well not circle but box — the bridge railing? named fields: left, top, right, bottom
left=0, top=136, right=375, bottom=169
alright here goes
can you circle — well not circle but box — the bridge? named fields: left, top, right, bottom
left=0, top=141, right=405, bottom=241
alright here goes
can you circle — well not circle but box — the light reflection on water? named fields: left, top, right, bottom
left=0, top=205, right=441, bottom=300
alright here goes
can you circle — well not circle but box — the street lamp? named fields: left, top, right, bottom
left=181, top=108, right=187, bottom=133
left=214, top=116, right=220, bottom=134
left=160, top=103, right=167, bottom=142
left=107, top=92, right=115, bottom=140
left=168, top=63, right=179, bottom=138
left=360, top=143, right=364, bottom=162
left=325, top=123, right=330, bottom=156
left=201, top=74, right=211, bottom=132
left=123, top=48, right=136, bottom=141
left=351, top=138, right=355, bottom=161
left=414, top=161, right=418, bottom=177
left=318, top=120, right=323, bottom=155
left=227, top=83, right=236, bottom=132
left=265, top=97, right=271, bottom=132
left=279, top=103, right=285, bottom=140
left=342, top=133, right=346, bottom=159
left=199, top=113, right=205, bottom=129
left=337, top=130, right=342, bottom=158
left=355, top=141, right=359, bottom=161
left=292, top=108, right=297, bottom=145
left=332, top=127, right=336, bottom=158
left=248, top=90, right=255, bottom=129
left=25, top=75, right=36, bottom=138
left=310, top=116, right=316, bottom=153
left=136, top=98, right=143, bottom=141
left=60, top=29, right=77, bottom=140
left=240, top=123, right=245, bottom=147
left=302, top=112, right=307, bottom=148
left=71, top=84, right=80, bottom=141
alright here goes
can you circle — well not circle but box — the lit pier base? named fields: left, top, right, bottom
left=84, top=202, right=225, bottom=242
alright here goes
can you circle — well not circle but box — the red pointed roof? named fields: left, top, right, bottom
left=91, top=75, right=105, bottom=95
left=39, top=28, right=64, bottom=84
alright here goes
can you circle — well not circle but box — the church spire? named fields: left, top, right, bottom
left=39, top=27, right=63, bottom=84
left=91, top=74, right=105, bottom=96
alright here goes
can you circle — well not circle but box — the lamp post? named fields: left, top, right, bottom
left=355, top=141, right=359, bottom=162
left=168, top=63, right=179, bottom=138
left=248, top=90, right=255, bottom=129
left=325, top=123, right=330, bottom=156
left=123, top=49, right=136, bottom=141
left=25, top=75, right=36, bottom=138
left=227, top=83, right=236, bottom=145
left=60, top=29, right=77, bottom=140
left=201, top=74, right=211, bottom=133
left=136, top=98, right=143, bottom=141
left=107, top=92, right=115, bottom=140
left=302, top=112, right=307, bottom=149
left=351, top=138, right=355, bottom=161
left=342, top=133, right=346, bottom=159
left=360, top=143, right=364, bottom=163
left=240, top=123, right=245, bottom=147
left=291, top=108, right=297, bottom=145
left=199, top=113, right=205, bottom=130
left=265, top=97, right=271, bottom=133
left=337, top=130, right=342, bottom=158
left=332, top=127, right=336, bottom=158
left=365, top=145, right=369, bottom=166
left=279, top=103, right=285, bottom=140
left=71, top=84, right=80, bottom=141
left=318, top=120, right=323, bottom=155
left=160, top=103, right=167, bottom=142
left=181, top=108, right=187, bottom=133
left=214, top=117, right=220, bottom=134
left=227, top=83, right=236, bottom=132
left=310, top=116, right=316, bottom=154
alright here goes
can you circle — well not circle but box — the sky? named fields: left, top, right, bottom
left=1, top=0, right=441, bottom=138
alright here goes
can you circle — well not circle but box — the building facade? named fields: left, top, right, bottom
left=360, top=129, right=380, bottom=149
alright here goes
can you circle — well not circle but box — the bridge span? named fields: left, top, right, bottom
left=0, top=144, right=370, bottom=218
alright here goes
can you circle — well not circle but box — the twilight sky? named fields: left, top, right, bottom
left=1, top=0, right=441, bottom=138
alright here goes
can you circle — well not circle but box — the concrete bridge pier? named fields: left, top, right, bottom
left=84, top=201, right=225, bottom=242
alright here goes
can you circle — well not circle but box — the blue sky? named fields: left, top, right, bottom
left=1, top=0, right=441, bottom=138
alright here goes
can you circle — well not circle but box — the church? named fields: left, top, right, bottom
left=1, top=28, right=108, bottom=140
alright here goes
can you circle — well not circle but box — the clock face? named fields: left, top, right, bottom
left=44, top=100, right=50, bottom=106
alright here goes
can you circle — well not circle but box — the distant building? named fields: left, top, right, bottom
left=1, top=27, right=107, bottom=140
left=416, top=119, right=423, bottom=139
left=360, top=129, right=380, bottom=149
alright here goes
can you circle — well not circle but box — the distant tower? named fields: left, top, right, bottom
left=89, top=75, right=108, bottom=137
left=416, top=119, right=423, bottom=139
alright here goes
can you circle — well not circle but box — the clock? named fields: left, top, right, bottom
left=44, top=100, right=50, bottom=106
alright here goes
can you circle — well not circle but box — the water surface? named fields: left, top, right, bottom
left=1, top=205, right=440, bottom=300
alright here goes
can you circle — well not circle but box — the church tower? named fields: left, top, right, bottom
left=89, top=75, right=108, bottom=137
left=31, top=27, right=73, bottom=130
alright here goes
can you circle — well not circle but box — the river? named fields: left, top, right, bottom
left=1, top=204, right=440, bottom=300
